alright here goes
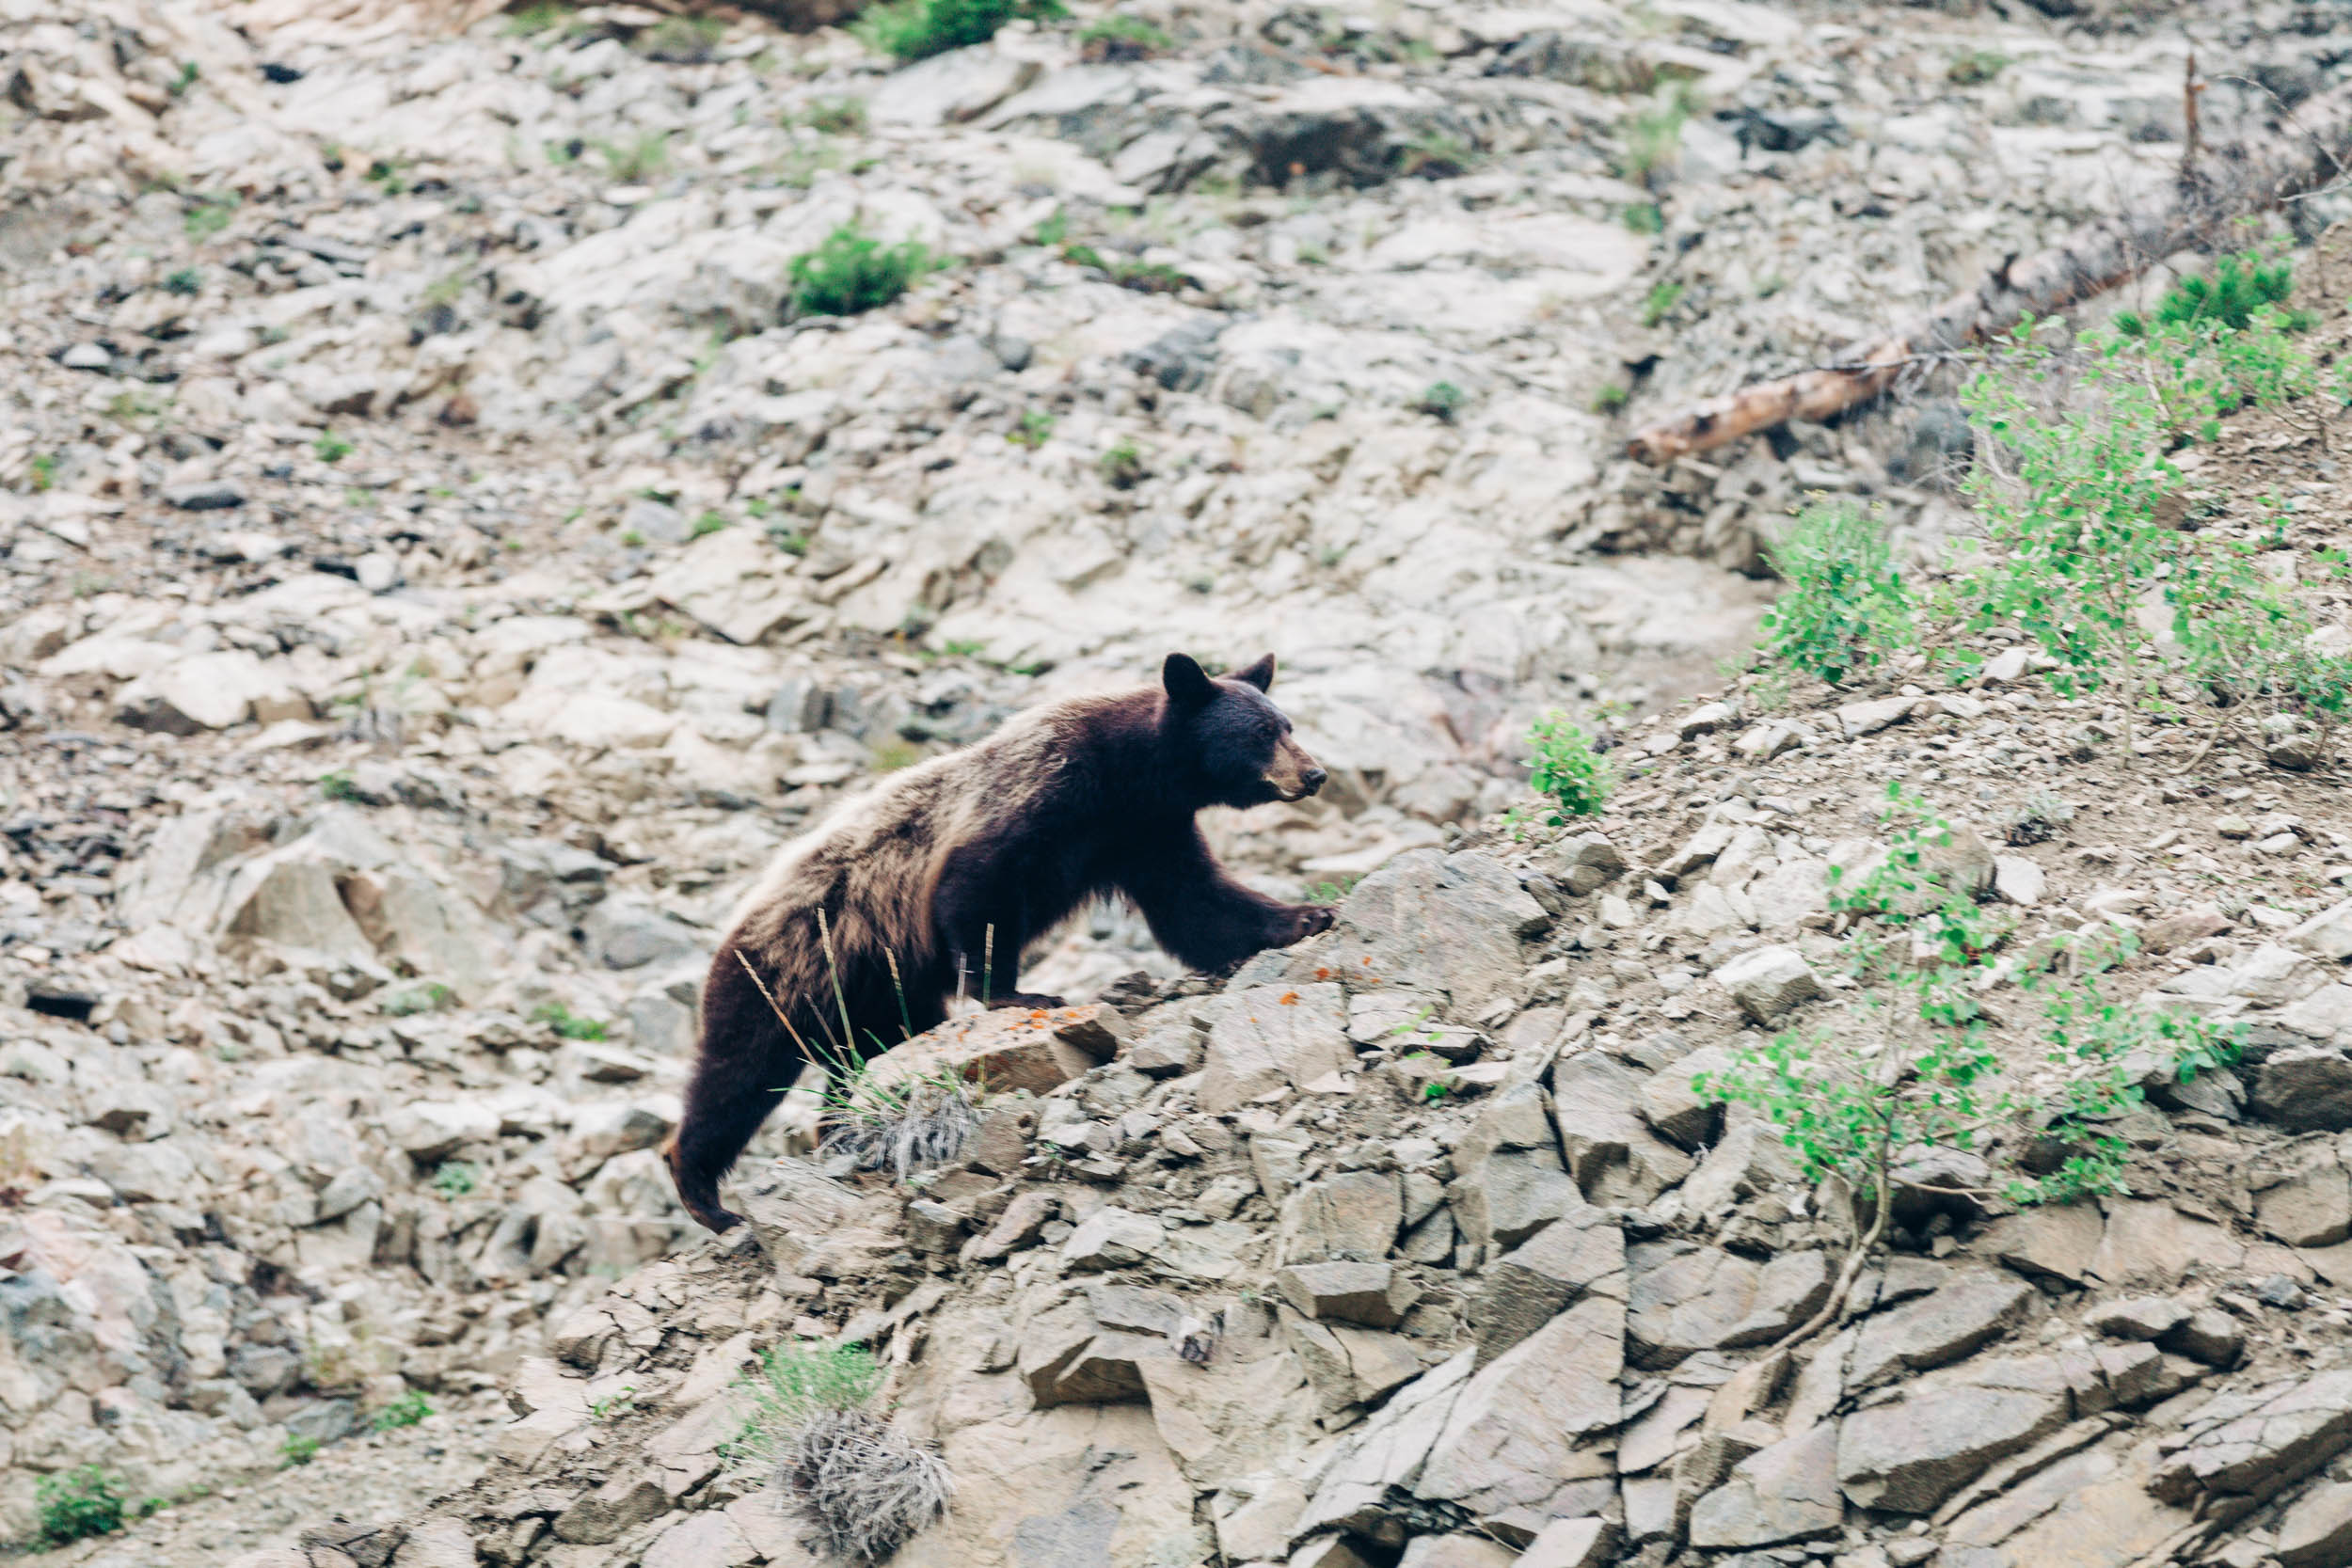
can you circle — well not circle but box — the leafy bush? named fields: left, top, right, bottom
left=1008, top=408, right=1055, bottom=450
left=37, top=1467, right=125, bottom=1546
left=1696, top=787, right=2249, bottom=1344
left=855, top=0, right=1066, bottom=63
left=184, top=193, right=237, bottom=239
left=2115, top=246, right=2308, bottom=338
left=371, top=1388, right=434, bottom=1431
left=787, top=224, right=937, bottom=318
left=432, top=1161, right=479, bottom=1197
left=1097, top=439, right=1145, bottom=489
left=731, top=1341, right=886, bottom=1467
left=1617, top=83, right=1698, bottom=189
left=596, top=131, right=671, bottom=183
left=1524, top=713, right=1613, bottom=822
left=1416, top=380, right=1464, bottom=422
left=1640, top=280, right=1682, bottom=327
left=532, top=1001, right=607, bottom=1039
left=1759, top=502, right=1915, bottom=686
left=799, top=96, right=868, bottom=135
left=314, top=430, right=354, bottom=464
left=1079, top=13, right=1172, bottom=60
left=633, top=15, right=723, bottom=61
left=163, top=267, right=202, bottom=296
left=281, top=1433, right=322, bottom=1467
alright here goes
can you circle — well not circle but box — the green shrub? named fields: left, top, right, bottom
left=532, top=1002, right=608, bottom=1040
left=1097, top=439, right=1145, bottom=489
left=37, top=1467, right=125, bottom=1546
left=787, top=224, right=937, bottom=318
left=432, top=1161, right=479, bottom=1197
left=596, top=131, right=671, bottom=183
left=729, top=1341, right=886, bottom=1467
left=1523, top=713, right=1613, bottom=822
left=1008, top=408, right=1055, bottom=450
left=1617, top=83, right=1697, bottom=190
left=313, top=430, right=354, bottom=464
left=1591, top=385, right=1629, bottom=414
left=163, top=267, right=202, bottom=296
left=855, top=0, right=1066, bottom=63
left=1759, top=502, right=1915, bottom=686
left=1947, top=49, right=2008, bottom=85
left=184, top=193, right=238, bottom=239
left=1640, top=280, right=1682, bottom=328
left=281, top=1433, right=321, bottom=1468
left=1078, top=13, right=1172, bottom=58
left=1416, top=380, right=1464, bottom=422
left=2115, top=246, right=2307, bottom=338
left=1695, top=786, right=2247, bottom=1345
left=633, top=15, right=723, bottom=61
left=691, top=510, right=729, bottom=539
left=798, top=96, right=868, bottom=134
left=371, top=1388, right=434, bottom=1431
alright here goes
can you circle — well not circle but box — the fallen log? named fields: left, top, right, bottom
left=1626, top=72, right=2352, bottom=467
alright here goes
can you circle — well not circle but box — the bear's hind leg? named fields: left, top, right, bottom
left=669, top=942, right=803, bottom=1232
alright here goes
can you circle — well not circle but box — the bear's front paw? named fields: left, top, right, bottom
left=1280, top=904, right=1336, bottom=942
left=987, top=990, right=1067, bottom=1011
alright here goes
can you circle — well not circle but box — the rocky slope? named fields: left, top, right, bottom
left=9, top=0, right=2352, bottom=1563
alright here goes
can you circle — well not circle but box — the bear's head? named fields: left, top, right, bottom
left=1162, top=652, right=1327, bottom=809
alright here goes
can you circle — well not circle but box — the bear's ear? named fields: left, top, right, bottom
left=1233, top=653, right=1276, bottom=692
left=1162, top=653, right=1216, bottom=709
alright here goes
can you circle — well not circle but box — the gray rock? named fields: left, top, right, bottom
left=1688, top=1422, right=1843, bottom=1548
left=2289, top=897, right=2352, bottom=960
left=580, top=899, right=706, bottom=971
left=61, top=341, right=112, bottom=371
left=1471, top=1206, right=1625, bottom=1361
left=1415, top=1295, right=1623, bottom=1516
left=1397, top=1535, right=1516, bottom=1568
left=621, top=495, right=690, bottom=544
left=1293, top=1351, right=1477, bottom=1539
left=2257, top=1158, right=2352, bottom=1247
left=1714, top=946, right=1822, bottom=1026
left=1062, top=1207, right=1165, bottom=1271
left=1636, top=1042, right=1731, bottom=1149
left=2160, top=1307, right=2245, bottom=1368
left=2151, top=1370, right=2352, bottom=1504
left=1550, top=1051, right=1693, bottom=1204
left=166, top=479, right=246, bottom=510
left=1848, top=1275, right=2036, bottom=1387
left=1836, top=696, right=1917, bottom=738
left=2279, top=1480, right=2352, bottom=1568
left=1543, top=834, right=1627, bottom=896
left=1278, top=1170, right=1401, bottom=1263
left=1836, top=1383, right=2069, bottom=1513
left=1516, top=1517, right=1613, bottom=1568
left=2089, top=1295, right=2189, bottom=1341
left=1446, top=1148, right=1583, bottom=1252
left=1323, top=850, right=1549, bottom=1015
left=1276, top=1261, right=1422, bottom=1328
left=2253, top=1046, right=2352, bottom=1132
left=1197, top=983, right=1350, bottom=1114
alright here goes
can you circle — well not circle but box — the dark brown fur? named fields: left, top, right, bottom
left=665, top=653, right=1331, bottom=1230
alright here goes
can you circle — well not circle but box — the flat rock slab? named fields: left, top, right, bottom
left=1197, top=983, right=1349, bottom=1114
left=1322, top=849, right=1549, bottom=1015
left=866, top=1003, right=1125, bottom=1098
left=2150, top=1370, right=2352, bottom=1504
left=1689, top=1422, right=1844, bottom=1548
left=1838, top=1383, right=2069, bottom=1513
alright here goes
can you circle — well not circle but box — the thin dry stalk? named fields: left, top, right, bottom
left=780, top=1407, right=953, bottom=1562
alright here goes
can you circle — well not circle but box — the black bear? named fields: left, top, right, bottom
left=664, top=652, right=1333, bottom=1231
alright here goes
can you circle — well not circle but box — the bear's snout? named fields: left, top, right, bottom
left=1267, top=737, right=1326, bottom=801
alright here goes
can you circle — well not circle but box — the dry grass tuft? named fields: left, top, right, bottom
left=780, top=1407, right=954, bottom=1561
